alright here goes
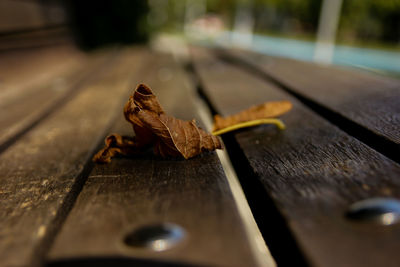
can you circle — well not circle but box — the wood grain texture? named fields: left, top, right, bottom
left=0, top=45, right=113, bottom=151
left=191, top=47, right=400, bottom=267
left=227, top=50, right=400, bottom=146
left=0, top=44, right=85, bottom=102
left=47, top=53, right=264, bottom=267
left=0, top=47, right=148, bottom=267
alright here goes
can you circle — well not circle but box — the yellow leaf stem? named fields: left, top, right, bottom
left=212, top=118, right=286, bottom=136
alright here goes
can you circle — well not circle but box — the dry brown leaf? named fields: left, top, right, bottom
left=92, top=134, right=142, bottom=163
left=212, top=101, right=292, bottom=131
left=93, top=84, right=222, bottom=163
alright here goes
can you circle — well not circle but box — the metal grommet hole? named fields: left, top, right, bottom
left=346, top=197, right=400, bottom=225
left=123, top=223, right=185, bottom=251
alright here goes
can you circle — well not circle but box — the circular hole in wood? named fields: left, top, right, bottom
left=346, top=197, right=400, bottom=225
left=123, top=223, right=185, bottom=251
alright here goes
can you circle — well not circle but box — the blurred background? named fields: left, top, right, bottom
left=0, top=0, right=399, bottom=75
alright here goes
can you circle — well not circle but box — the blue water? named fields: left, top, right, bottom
left=215, top=32, right=400, bottom=74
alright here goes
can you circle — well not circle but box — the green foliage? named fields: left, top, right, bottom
left=166, top=0, right=400, bottom=44
left=253, top=0, right=321, bottom=33
left=339, top=0, right=400, bottom=43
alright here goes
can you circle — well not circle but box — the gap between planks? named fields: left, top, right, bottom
left=161, top=39, right=275, bottom=266
left=181, top=56, right=275, bottom=267
left=192, top=92, right=276, bottom=267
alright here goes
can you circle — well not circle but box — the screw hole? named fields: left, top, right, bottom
left=123, top=223, right=185, bottom=251
left=346, top=198, right=400, bottom=225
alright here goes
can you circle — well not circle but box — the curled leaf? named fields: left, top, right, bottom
left=93, top=84, right=222, bottom=163
left=212, top=101, right=292, bottom=132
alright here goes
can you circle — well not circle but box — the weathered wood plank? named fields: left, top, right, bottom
left=0, top=28, right=71, bottom=51
left=0, top=45, right=113, bottom=152
left=223, top=49, right=400, bottom=154
left=192, top=47, right=400, bottom=267
left=47, top=53, right=271, bottom=267
left=0, top=47, right=149, bottom=267
left=0, top=0, right=66, bottom=33
left=0, top=44, right=85, bottom=101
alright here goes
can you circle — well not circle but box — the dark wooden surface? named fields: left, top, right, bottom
left=47, top=53, right=263, bottom=267
left=0, top=48, right=149, bottom=267
left=0, top=44, right=85, bottom=105
left=191, top=47, right=400, bottom=267
left=223, top=50, right=400, bottom=161
left=0, top=45, right=113, bottom=152
left=2, top=41, right=400, bottom=267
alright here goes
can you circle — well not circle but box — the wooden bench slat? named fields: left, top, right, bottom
left=0, top=45, right=113, bottom=152
left=223, top=50, right=400, bottom=156
left=0, top=48, right=148, bottom=267
left=47, top=52, right=270, bottom=267
left=0, top=44, right=85, bottom=103
left=192, top=47, right=400, bottom=267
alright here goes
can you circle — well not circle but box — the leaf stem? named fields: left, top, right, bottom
left=212, top=118, right=286, bottom=136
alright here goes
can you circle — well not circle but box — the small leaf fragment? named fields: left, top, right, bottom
left=212, top=101, right=292, bottom=132
left=92, top=134, right=142, bottom=163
